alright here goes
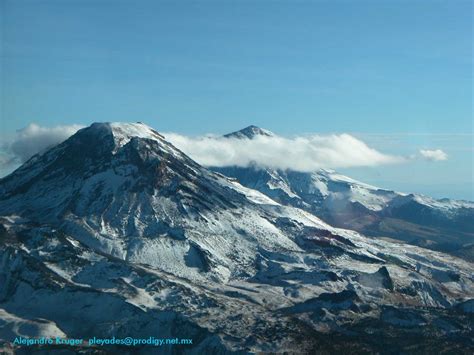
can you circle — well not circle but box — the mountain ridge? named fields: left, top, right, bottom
left=223, top=125, right=274, bottom=139
left=213, top=126, right=474, bottom=260
left=0, top=122, right=473, bottom=353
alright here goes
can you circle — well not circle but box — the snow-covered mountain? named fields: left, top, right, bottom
left=223, top=125, right=274, bottom=139
left=1, top=122, right=473, bottom=353
left=213, top=126, right=474, bottom=260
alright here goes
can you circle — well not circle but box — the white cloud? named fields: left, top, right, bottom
left=0, top=123, right=448, bottom=175
left=419, top=149, right=448, bottom=161
left=3, top=123, right=84, bottom=164
left=164, top=132, right=405, bottom=171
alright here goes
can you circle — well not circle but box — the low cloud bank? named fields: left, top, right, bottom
left=165, top=133, right=405, bottom=170
left=0, top=123, right=448, bottom=174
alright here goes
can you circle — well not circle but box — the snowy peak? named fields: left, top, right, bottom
left=0, top=121, right=205, bottom=215
left=107, top=122, right=165, bottom=146
left=53, top=121, right=186, bottom=169
left=224, top=125, right=274, bottom=139
left=76, top=122, right=166, bottom=151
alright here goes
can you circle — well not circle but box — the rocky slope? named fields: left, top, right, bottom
left=0, top=122, right=473, bottom=354
left=213, top=126, right=474, bottom=260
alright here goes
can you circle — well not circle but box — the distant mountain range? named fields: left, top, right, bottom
left=213, top=126, right=474, bottom=261
left=0, top=122, right=473, bottom=353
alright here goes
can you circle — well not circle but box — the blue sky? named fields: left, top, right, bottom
left=1, top=0, right=472, bottom=199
